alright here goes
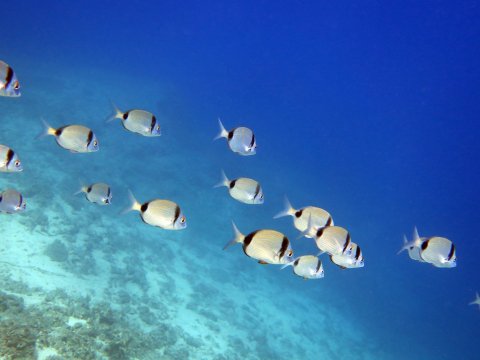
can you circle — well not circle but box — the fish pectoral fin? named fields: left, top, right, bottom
left=258, top=260, right=269, bottom=265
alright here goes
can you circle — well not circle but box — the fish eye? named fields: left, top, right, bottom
left=288, top=249, right=293, bottom=257
left=93, top=140, right=98, bottom=146
left=156, top=125, right=160, bottom=131
left=14, top=160, right=20, bottom=167
left=13, top=81, right=19, bottom=90
left=181, top=216, right=186, bottom=223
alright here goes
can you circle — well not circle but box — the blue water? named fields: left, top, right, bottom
left=1, top=1, right=479, bottom=359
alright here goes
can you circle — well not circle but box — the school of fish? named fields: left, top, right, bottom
left=1, top=60, right=473, bottom=303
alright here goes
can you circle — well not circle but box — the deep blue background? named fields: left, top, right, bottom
left=2, top=1, right=479, bottom=358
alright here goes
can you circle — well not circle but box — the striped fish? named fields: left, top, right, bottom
left=0, top=60, right=21, bottom=97
left=224, top=222, right=293, bottom=265
left=214, top=170, right=264, bottom=204
left=0, top=145, right=23, bottom=172
left=314, top=226, right=353, bottom=256
left=214, top=119, right=256, bottom=156
left=0, top=189, right=26, bottom=214
left=108, top=104, right=161, bottom=137
left=76, top=183, right=112, bottom=205
left=419, top=236, right=456, bottom=268
left=330, top=242, right=364, bottom=269
left=123, top=191, right=186, bottom=230
left=282, top=255, right=324, bottom=279
left=274, top=197, right=333, bottom=237
left=38, top=120, right=99, bottom=153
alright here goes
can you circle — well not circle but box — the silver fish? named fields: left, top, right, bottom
left=123, top=191, right=186, bottom=230
left=109, top=104, right=161, bottom=137
left=274, top=197, right=333, bottom=237
left=76, top=183, right=112, bottom=205
left=0, top=189, right=26, bottom=214
left=224, top=222, right=293, bottom=265
left=38, top=120, right=99, bottom=153
left=214, top=170, right=264, bottom=204
left=0, top=60, right=20, bottom=97
left=0, top=145, right=23, bottom=172
left=419, top=236, right=456, bottom=268
left=330, top=242, right=364, bottom=269
left=282, top=255, right=324, bottom=279
left=214, top=118, right=256, bottom=156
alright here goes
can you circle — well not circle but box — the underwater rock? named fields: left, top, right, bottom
left=0, top=291, right=25, bottom=313
left=138, top=305, right=158, bottom=325
left=45, top=240, right=69, bottom=262
left=150, top=323, right=178, bottom=348
left=163, top=345, right=190, bottom=360
left=0, top=321, right=38, bottom=359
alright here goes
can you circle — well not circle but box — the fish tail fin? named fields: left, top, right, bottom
left=223, top=221, right=244, bottom=250
left=273, top=196, right=296, bottom=219
left=213, top=170, right=229, bottom=188
left=280, top=258, right=297, bottom=270
left=214, top=118, right=228, bottom=141
left=36, top=118, right=56, bottom=139
left=107, top=101, right=123, bottom=123
left=397, top=234, right=410, bottom=255
left=74, top=179, right=87, bottom=196
left=121, top=190, right=141, bottom=214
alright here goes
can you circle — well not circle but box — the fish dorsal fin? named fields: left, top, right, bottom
left=413, top=226, right=420, bottom=242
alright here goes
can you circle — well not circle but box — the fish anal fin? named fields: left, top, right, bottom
left=258, top=260, right=269, bottom=265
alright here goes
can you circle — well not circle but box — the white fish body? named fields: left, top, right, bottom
left=215, top=119, right=256, bottom=156
left=283, top=255, right=324, bottom=279
left=39, top=121, right=99, bottom=153
left=109, top=105, right=161, bottom=137
left=419, top=237, right=456, bottom=268
left=0, top=60, right=21, bottom=97
left=0, top=189, right=26, bottom=214
left=274, top=197, right=333, bottom=237
left=0, top=145, right=23, bottom=172
left=77, top=183, right=112, bottom=205
left=214, top=171, right=263, bottom=204
left=330, top=242, right=364, bottom=269
left=123, top=191, right=186, bottom=230
left=224, top=223, right=293, bottom=265
left=314, top=226, right=353, bottom=256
